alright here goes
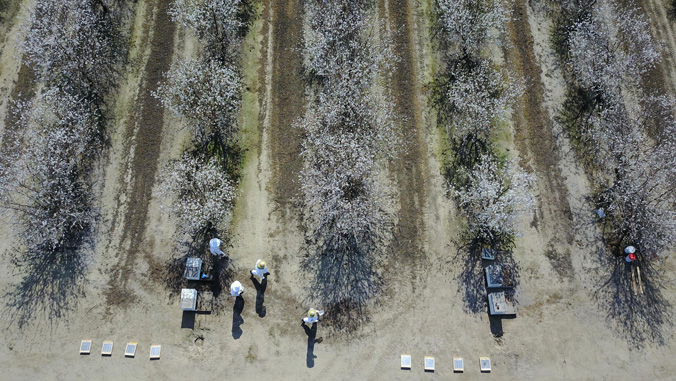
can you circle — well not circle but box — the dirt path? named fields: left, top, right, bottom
left=381, top=0, right=429, bottom=293
left=505, top=0, right=575, bottom=278
left=267, top=0, right=304, bottom=213
left=103, top=0, right=176, bottom=308
left=637, top=0, right=676, bottom=97
left=0, top=0, right=36, bottom=142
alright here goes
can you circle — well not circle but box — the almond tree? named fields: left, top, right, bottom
left=169, top=0, right=244, bottom=61
left=155, top=58, right=241, bottom=150
left=21, top=0, right=124, bottom=102
left=298, top=0, right=399, bottom=327
left=454, top=155, right=535, bottom=242
left=0, top=87, right=100, bottom=256
left=567, top=1, right=659, bottom=101
left=433, top=0, right=533, bottom=246
left=161, top=153, right=237, bottom=239
left=434, top=0, right=510, bottom=57
left=592, top=98, right=676, bottom=258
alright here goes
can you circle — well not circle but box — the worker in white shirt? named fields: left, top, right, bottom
left=250, top=259, right=270, bottom=281
left=624, top=246, right=637, bottom=263
left=302, top=308, right=324, bottom=324
left=230, top=280, right=244, bottom=297
left=209, top=238, right=225, bottom=258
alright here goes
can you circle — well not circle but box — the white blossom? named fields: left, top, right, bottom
left=567, top=1, right=660, bottom=99
left=169, top=0, right=243, bottom=59
left=454, top=155, right=535, bottom=241
left=0, top=87, right=101, bottom=252
left=161, top=153, right=237, bottom=238
left=155, top=57, right=241, bottom=147
left=434, top=0, right=510, bottom=56
left=21, top=0, right=124, bottom=100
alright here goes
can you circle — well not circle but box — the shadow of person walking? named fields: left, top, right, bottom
left=250, top=276, right=267, bottom=317
left=302, top=321, right=323, bottom=368
left=232, top=295, right=244, bottom=339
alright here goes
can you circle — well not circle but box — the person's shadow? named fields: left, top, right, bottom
left=232, top=295, right=244, bottom=339
left=250, top=275, right=267, bottom=317
left=302, top=322, right=322, bottom=368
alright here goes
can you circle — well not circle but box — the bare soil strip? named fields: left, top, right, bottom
left=268, top=0, right=304, bottom=213
left=104, top=0, right=176, bottom=307
left=505, top=0, right=575, bottom=277
left=637, top=0, right=676, bottom=97
left=384, top=0, right=427, bottom=283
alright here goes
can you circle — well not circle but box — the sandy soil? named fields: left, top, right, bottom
left=0, top=0, right=675, bottom=379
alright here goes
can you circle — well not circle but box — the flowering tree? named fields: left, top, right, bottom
left=567, top=1, right=660, bottom=101
left=155, top=58, right=241, bottom=150
left=169, top=0, right=244, bottom=60
left=433, top=56, right=521, bottom=164
left=297, top=0, right=400, bottom=327
left=434, top=0, right=510, bottom=57
left=433, top=0, right=533, bottom=247
left=0, top=87, right=100, bottom=254
left=21, top=0, right=124, bottom=102
left=454, top=155, right=535, bottom=242
left=161, top=153, right=237, bottom=239
left=590, top=98, right=676, bottom=257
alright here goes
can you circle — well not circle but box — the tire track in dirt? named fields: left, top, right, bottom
left=505, top=0, right=575, bottom=277
left=637, top=0, right=676, bottom=97
left=104, top=0, right=175, bottom=307
left=0, top=1, right=36, bottom=144
left=267, top=0, right=304, bottom=213
left=384, top=0, right=427, bottom=284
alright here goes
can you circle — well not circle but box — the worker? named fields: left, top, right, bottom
left=624, top=246, right=636, bottom=263
left=230, top=280, right=244, bottom=297
left=302, top=308, right=324, bottom=324
left=250, top=259, right=269, bottom=281
left=209, top=238, right=225, bottom=257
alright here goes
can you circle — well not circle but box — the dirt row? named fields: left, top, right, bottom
left=0, top=0, right=675, bottom=378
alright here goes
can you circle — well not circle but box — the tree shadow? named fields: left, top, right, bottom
left=572, top=195, right=672, bottom=348
left=591, top=248, right=672, bottom=349
left=161, top=228, right=235, bottom=314
left=301, top=322, right=318, bottom=368
left=250, top=276, right=267, bottom=318
left=301, top=236, right=383, bottom=333
left=454, top=235, right=519, bottom=314
left=3, top=228, right=91, bottom=328
left=232, top=295, right=244, bottom=339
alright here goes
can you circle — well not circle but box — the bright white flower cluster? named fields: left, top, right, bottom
left=434, top=0, right=510, bottom=56
left=434, top=0, right=533, bottom=242
left=169, top=0, right=244, bottom=59
left=567, top=1, right=659, bottom=100
left=299, top=0, right=398, bottom=256
left=0, top=0, right=125, bottom=255
left=21, top=0, right=124, bottom=100
left=0, top=88, right=102, bottom=253
left=155, top=58, right=241, bottom=147
left=455, top=155, right=535, bottom=241
left=561, top=0, right=675, bottom=257
left=440, top=57, right=521, bottom=143
left=158, top=0, right=248, bottom=240
left=161, top=154, right=237, bottom=237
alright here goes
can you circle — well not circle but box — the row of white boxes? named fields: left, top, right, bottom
left=79, top=340, right=161, bottom=359
left=401, top=355, right=491, bottom=373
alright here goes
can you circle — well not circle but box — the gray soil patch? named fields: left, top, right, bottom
left=383, top=0, right=427, bottom=279
left=1, top=63, right=35, bottom=142
left=268, top=0, right=304, bottom=214
left=104, top=0, right=176, bottom=308
left=505, top=0, right=574, bottom=249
